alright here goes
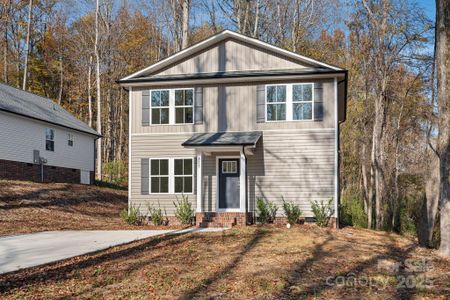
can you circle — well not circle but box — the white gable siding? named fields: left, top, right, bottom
left=155, top=39, right=312, bottom=76
left=0, top=111, right=95, bottom=171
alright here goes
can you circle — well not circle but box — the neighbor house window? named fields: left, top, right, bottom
left=150, top=159, right=169, bottom=193
left=266, top=85, right=286, bottom=121
left=45, top=128, right=54, bottom=151
left=68, top=133, right=74, bottom=147
left=293, top=84, right=313, bottom=120
left=174, top=158, right=193, bottom=193
left=175, top=89, right=194, bottom=124
left=151, top=90, right=170, bottom=124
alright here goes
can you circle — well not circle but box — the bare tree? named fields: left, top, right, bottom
left=181, top=0, right=190, bottom=49
left=435, top=0, right=450, bottom=257
left=88, top=55, right=93, bottom=127
left=95, top=0, right=102, bottom=180
left=22, top=0, right=32, bottom=90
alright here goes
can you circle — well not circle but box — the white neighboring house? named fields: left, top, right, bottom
left=0, top=82, right=100, bottom=184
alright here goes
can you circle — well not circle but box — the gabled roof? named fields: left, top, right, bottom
left=119, top=30, right=343, bottom=83
left=0, top=82, right=100, bottom=137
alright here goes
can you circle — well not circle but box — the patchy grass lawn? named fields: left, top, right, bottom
left=0, top=225, right=448, bottom=299
left=0, top=180, right=140, bottom=236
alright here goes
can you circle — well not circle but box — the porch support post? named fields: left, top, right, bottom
left=239, top=147, right=247, bottom=213
left=196, top=152, right=202, bottom=212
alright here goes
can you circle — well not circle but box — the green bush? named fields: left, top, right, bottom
left=103, top=160, right=127, bottom=186
left=120, top=205, right=142, bottom=225
left=256, top=197, right=278, bottom=224
left=173, top=194, right=194, bottom=225
left=147, top=202, right=168, bottom=226
left=311, top=198, right=334, bottom=227
left=282, top=197, right=302, bottom=225
left=340, top=195, right=367, bottom=228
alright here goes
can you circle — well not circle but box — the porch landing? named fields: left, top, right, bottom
left=196, top=212, right=253, bottom=228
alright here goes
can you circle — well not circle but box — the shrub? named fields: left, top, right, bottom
left=173, top=194, right=194, bottom=225
left=103, top=160, right=127, bottom=186
left=282, top=197, right=302, bottom=225
left=311, top=198, right=334, bottom=227
left=340, top=195, right=368, bottom=228
left=256, top=197, right=278, bottom=224
left=147, top=202, right=168, bottom=226
left=120, top=205, right=142, bottom=225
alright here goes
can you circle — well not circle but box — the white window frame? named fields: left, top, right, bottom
left=45, top=128, right=55, bottom=152
left=67, top=133, right=74, bottom=147
left=148, top=157, right=194, bottom=195
left=150, top=90, right=170, bottom=125
left=292, top=83, right=314, bottom=121
left=149, top=158, right=170, bottom=194
left=173, top=157, right=194, bottom=194
left=265, top=83, right=315, bottom=122
left=174, top=88, right=195, bottom=124
left=221, top=160, right=238, bottom=174
left=149, top=88, right=195, bottom=125
left=265, top=84, right=288, bottom=122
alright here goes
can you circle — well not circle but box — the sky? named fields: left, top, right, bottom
left=418, top=0, right=436, bottom=21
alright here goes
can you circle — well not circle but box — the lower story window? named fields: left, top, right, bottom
left=174, top=158, right=193, bottom=193
left=150, top=159, right=169, bottom=193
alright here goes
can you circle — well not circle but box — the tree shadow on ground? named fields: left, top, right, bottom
left=180, top=228, right=268, bottom=299
left=0, top=231, right=194, bottom=293
left=277, top=232, right=420, bottom=300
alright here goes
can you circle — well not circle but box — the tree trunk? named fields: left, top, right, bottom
left=58, top=56, right=63, bottom=105
left=95, top=0, right=102, bottom=180
left=253, top=0, right=260, bottom=38
left=88, top=56, right=93, bottom=127
left=22, top=0, right=32, bottom=90
left=3, top=0, right=10, bottom=83
left=419, top=155, right=440, bottom=247
left=181, top=0, right=189, bottom=49
left=436, top=0, right=450, bottom=257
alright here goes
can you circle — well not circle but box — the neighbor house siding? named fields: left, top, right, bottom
left=153, top=39, right=312, bottom=77
left=0, top=111, right=95, bottom=171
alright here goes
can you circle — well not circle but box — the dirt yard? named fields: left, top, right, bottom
left=0, top=225, right=448, bottom=299
left=0, top=180, right=135, bottom=236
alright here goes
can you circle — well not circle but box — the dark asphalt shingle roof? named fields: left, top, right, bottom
left=182, top=131, right=262, bottom=147
left=0, top=82, right=100, bottom=137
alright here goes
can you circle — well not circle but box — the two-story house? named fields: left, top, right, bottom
left=118, top=30, right=347, bottom=227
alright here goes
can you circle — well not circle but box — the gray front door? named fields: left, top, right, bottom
left=218, top=159, right=240, bottom=210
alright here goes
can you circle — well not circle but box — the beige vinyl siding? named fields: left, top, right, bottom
left=130, top=134, right=197, bottom=215
left=131, top=79, right=335, bottom=134
left=248, top=130, right=335, bottom=217
left=0, top=111, right=95, bottom=171
left=154, top=39, right=312, bottom=77
left=130, top=130, right=335, bottom=217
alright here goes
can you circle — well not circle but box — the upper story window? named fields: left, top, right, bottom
left=175, top=89, right=194, bottom=124
left=293, top=84, right=313, bottom=120
left=148, top=88, right=194, bottom=125
left=45, top=128, right=54, bottom=151
left=151, top=90, right=170, bottom=124
left=266, top=85, right=286, bottom=121
left=265, top=83, right=314, bottom=122
left=67, top=133, right=74, bottom=147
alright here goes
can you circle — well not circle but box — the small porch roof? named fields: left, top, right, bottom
left=182, top=131, right=262, bottom=147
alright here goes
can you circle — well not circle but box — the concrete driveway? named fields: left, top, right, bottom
left=0, top=228, right=226, bottom=274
